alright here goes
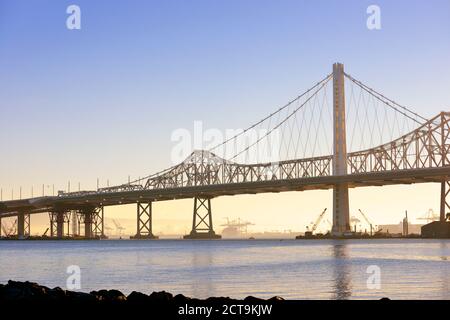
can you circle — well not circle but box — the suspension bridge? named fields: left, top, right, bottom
left=1, top=63, right=449, bottom=239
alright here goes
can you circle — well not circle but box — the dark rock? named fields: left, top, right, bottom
left=0, top=280, right=283, bottom=305
left=127, top=291, right=150, bottom=303
left=1, top=280, right=49, bottom=300
left=149, top=290, right=173, bottom=302
left=268, top=296, right=284, bottom=301
left=90, top=289, right=126, bottom=302
left=65, top=290, right=97, bottom=302
left=173, top=293, right=190, bottom=303
left=47, top=287, right=67, bottom=300
left=90, top=290, right=106, bottom=301
left=108, top=289, right=127, bottom=301
left=0, top=284, right=23, bottom=300
left=205, top=296, right=232, bottom=304
left=244, top=295, right=264, bottom=302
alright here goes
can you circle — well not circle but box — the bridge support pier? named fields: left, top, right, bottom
left=440, top=181, right=450, bottom=222
left=132, top=202, right=158, bottom=239
left=49, top=211, right=69, bottom=238
left=17, top=212, right=30, bottom=239
left=57, top=212, right=65, bottom=238
left=81, top=207, right=105, bottom=239
left=49, top=212, right=56, bottom=237
left=332, top=184, right=351, bottom=235
left=76, top=211, right=84, bottom=237
left=83, top=208, right=93, bottom=239
left=331, top=63, right=351, bottom=236
left=92, top=207, right=106, bottom=238
left=184, top=197, right=221, bottom=239
left=25, top=214, right=30, bottom=237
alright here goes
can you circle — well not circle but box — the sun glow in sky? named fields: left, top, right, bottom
left=1, top=0, right=449, bottom=235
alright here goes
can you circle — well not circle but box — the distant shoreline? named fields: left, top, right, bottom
left=0, top=235, right=439, bottom=241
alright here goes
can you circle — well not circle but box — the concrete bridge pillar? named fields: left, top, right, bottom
left=184, top=197, right=221, bottom=239
left=16, top=212, right=30, bottom=239
left=17, top=212, right=25, bottom=239
left=332, top=63, right=351, bottom=236
left=132, top=202, right=158, bottom=239
left=81, top=206, right=104, bottom=239
left=56, top=211, right=65, bottom=238
left=49, top=212, right=56, bottom=237
left=84, top=209, right=93, bottom=239
left=50, top=211, right=67, bottom=238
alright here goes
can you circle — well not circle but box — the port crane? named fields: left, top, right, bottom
left=112, top=219, right=125, bottom=237
left=104, top=223, right=113, bottom=236
left=42, top=228, right=49, bottom=237
left=221, top=217, right=254, bottom=234
left=305, top=208, right=327, bottom=237
left=417, top=209, right=439, bottom=223
left=358, top=209, right=376, bottom=236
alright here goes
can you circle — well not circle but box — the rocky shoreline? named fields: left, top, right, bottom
left=0, top=280, right=283, bottom=304
left=0, top=280, right=398, bottom=319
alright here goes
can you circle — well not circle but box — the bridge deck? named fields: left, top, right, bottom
left=1, top=167, right=449, bottom=217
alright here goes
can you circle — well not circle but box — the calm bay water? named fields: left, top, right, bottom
left=1, top=239, right=450, bottom=299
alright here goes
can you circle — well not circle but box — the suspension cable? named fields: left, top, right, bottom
left=228, top=75, right=332, bottom=161
left=208, top=73, right=332, bottom=152
left=344, top=72, right=427, bottom=124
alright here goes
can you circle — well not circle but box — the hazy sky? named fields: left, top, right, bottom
left=1, top=0, right=450, bottom=235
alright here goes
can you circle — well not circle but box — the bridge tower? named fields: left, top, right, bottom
left=132, top=202, right=158, bottom=239
left=184, top=197, right=221, bottom=239
left=332, top=63, right=351, bottom=236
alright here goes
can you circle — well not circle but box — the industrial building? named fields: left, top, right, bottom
left=421, top=221, right=450, bottom=238
left=378, top=222, right=423, bottom=236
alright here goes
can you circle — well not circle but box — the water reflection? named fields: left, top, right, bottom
left=439, top=242, right=450, bottom=298
left=191, top=247, right=214, bottom=298
left=439, top=241, right=449, bottom=261
left=331, top=242, right=352, bottom=299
